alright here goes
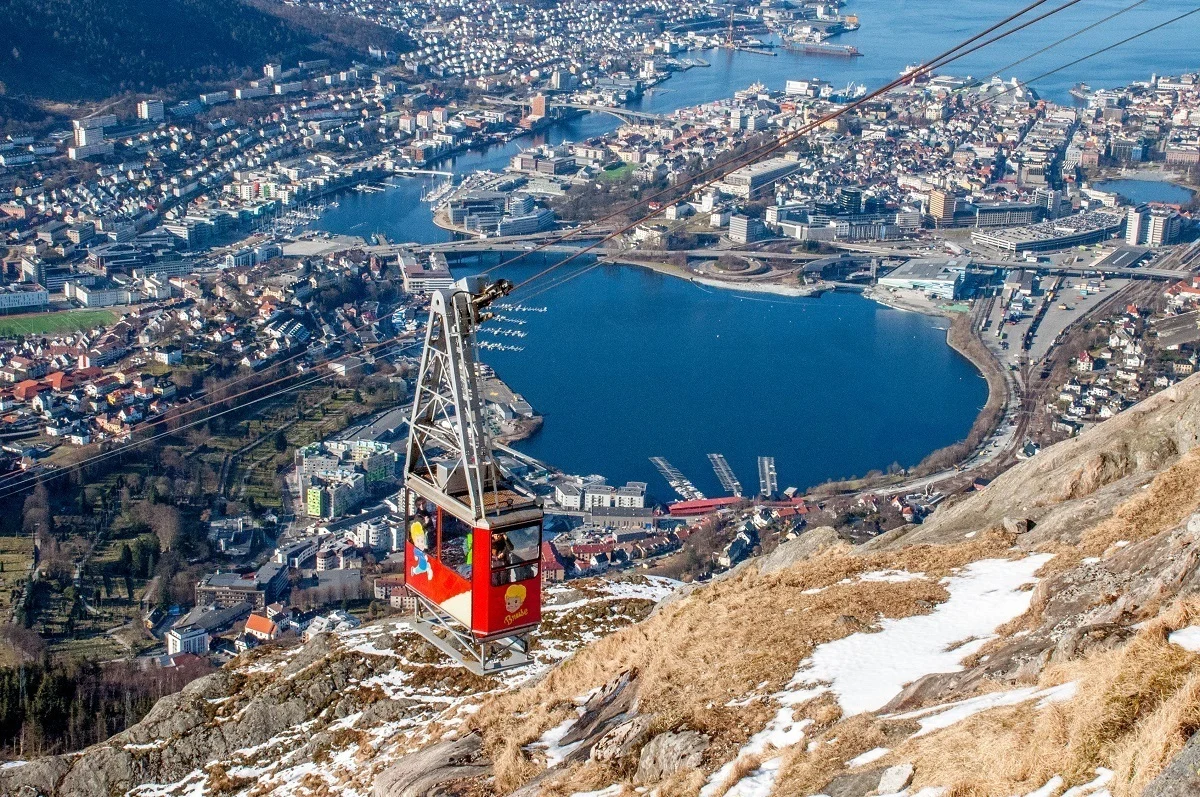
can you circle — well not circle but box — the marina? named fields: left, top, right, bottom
left=758, top=456, right=779, bottom=498
left=650, top=456, right=707, bottom=501
left=708, top=453, right=744, bottom=496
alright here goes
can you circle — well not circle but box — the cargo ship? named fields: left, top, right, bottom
left=785, top=36, right=862, bottom=57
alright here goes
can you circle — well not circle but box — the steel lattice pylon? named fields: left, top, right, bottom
left=402, top=277, right=501, bottom=522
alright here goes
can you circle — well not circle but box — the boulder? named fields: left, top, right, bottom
left=1142, top=730, right=1200, bottom=796
left=635, top=731, right=710, bottom=785
left=1002, top=516, right=1032, bottom=535
left=875, top=763, right=914, bottom=794
left=559, top=670, right=639, bottom=750
left=819, top=767, right=886, bottom=797
left=372, top=732, right=491, bottom=797
left=590, top=715, right=653, bottom=763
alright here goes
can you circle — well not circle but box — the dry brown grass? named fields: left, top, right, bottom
left=1036, top=446, right=1200, bottom=578
left=469, top=532, right=1019, bottom=792
left=772, top=714, right=888, bottom=797
left=894, top=597, right=1200, bottom=797
left=713, top=753, right=765, bottom=797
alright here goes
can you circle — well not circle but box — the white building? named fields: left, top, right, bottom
left=0, top=284, right=49, bottom=313
left=138, top=100, right=165, bottom=122
left=166, top=625, right=210, bottom=655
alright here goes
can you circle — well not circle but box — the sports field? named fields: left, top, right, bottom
left=0, top=309, right=119, bottom=337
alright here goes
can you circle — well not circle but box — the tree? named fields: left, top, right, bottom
left=143, top=505, right=182, bottom=552
left=273, top=430, right=288, bottom=452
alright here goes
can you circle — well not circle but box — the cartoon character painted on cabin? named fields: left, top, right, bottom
left=409, top=519, right=432, bottom=580
left=504, top=583, right=526, bottom=614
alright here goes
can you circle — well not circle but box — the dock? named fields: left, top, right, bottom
left=758, top=456, right=778, bottom=498
left=708, top=453, right=743, bottom=496
left=650, top=456, right=706, bottom=501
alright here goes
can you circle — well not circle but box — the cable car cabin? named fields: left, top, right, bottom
left=402, top=478, right=543, bottom=669
left=399, top=275, right=542, bottom=675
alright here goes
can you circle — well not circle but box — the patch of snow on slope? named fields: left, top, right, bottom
left=858, top=570, right=925, bottom=583
left=847, top=747, right=890, bottom=767
left=790, top=555, right=1053, bottom=715
left=1168, top=625, right=1200, bottom=652
left=1061, top=768, right=1113, bottom=797
left=890, top=681, right=1076, bottom=737
left=528, top=711, right=586, bottom=766
left=698, top=710, right=813, bottom=797
left=571, top=785, right=624, bottom=797
left=724, top=757, right=784, bottom=797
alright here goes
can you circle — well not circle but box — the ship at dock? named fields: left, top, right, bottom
left=785, top=36, right=863, bottom=57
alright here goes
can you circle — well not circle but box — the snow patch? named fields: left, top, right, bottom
left=789, top=555, right=1053, bottom=715
left=723, top=757, right=784, bottom=797
left=858, top=570, right=924, bottom=583
left=529, top=712, right=585, bottom=766
left=1061, top=768, right=1113, bottom=797
left=892, top=681, right=1077, bottom=737
left=1022, top=775, right=1064, bottom=797
left=1168, top=626, right=1200, bottom=652
left=847, top=747, right=890, bottom=767
left=571, top=785, right=624, bottom=797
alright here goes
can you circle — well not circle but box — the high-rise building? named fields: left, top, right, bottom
left=529, top=93, right=547, bottom=120
left=1146, top=208, right=1182, bottom=247
left=137, top=99, right=165, bottom=122
left=837, top=187, right=863, bottom=215
left=1125, top=205, right=1179, bottom=247
left=929, top=189, right=956, bottom=222
left=1125, top=204, right=1149, bottom=245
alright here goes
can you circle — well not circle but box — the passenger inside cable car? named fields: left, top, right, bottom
left=489, top=524, right=539, bottom=585
left=409, top=499, right=473, bottom=581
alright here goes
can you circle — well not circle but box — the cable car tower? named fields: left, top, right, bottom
left=401, top=276, right=544, bottom=675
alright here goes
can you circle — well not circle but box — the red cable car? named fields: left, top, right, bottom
left=401, top=277, right=544, bottom=674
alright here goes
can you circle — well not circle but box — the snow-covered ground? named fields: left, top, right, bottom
left=126, top=576, right=680, bottom=797
left=699, top=555, right=1056, bottom=797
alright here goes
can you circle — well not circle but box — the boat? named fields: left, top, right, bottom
left=1069, top=83, right=1092, bottom=101
left=786, top=37, right=862, bottom=57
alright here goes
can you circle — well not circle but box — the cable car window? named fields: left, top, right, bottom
left=492, top=562, right=538, bottom=586
left=490, top=523, right=541, bottom=586
left=439, top=511, right=473, bottom=578
left=409, top=499, right=437, bottom=552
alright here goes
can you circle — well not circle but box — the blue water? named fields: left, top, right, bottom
left=466, top=256, right=987, bottom=500
left=1093, top=179, right=1196, bottom=205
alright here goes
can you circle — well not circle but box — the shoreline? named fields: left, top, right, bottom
left=602, top=255, right=830, bottom=297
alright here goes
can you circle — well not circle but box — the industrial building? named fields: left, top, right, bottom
left=878, top=258, right=968, bottom=300
left=719, top=157, right=802, bottom=198
left=195, top=562, right=288, bottom=609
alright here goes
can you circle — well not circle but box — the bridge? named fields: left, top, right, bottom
left=547, top=102, right=669, bottom=124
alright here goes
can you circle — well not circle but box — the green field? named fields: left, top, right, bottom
left=599, top=162, right=636, bottom=181
left=0, top=309, right=119, bottom=338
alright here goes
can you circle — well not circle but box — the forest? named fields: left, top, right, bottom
left=0, top=626, right=214, bottom=758
left=0, top=0, right=405, bottom=102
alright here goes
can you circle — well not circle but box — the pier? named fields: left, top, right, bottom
left=708, top=453, right=743, bottom=496
left=758, top=456, right=778, bottom=498
left=650, top=456, right=706, bottom=501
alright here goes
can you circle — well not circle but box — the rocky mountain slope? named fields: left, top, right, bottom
left=8, top=376, right=1200, bottom=797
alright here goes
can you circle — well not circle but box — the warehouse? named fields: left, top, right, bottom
left=878, top=258, right=968, bottom=300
